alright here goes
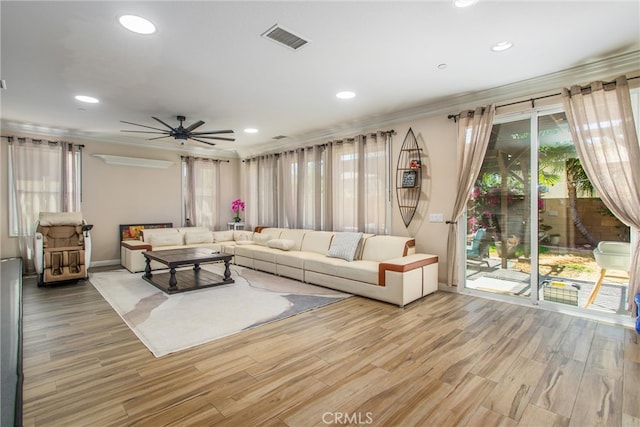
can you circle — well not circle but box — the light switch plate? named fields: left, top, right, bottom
left=429, top=213, right=444, bottom=223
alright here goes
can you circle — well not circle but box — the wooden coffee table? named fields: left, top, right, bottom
left=142, top=248, right=234, bottom=294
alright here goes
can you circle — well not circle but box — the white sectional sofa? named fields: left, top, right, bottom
left=120, top=226, right=438, bottom=307
left=120, top=227, right=252, bottom=273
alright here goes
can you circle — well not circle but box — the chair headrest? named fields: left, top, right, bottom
left=596, top=241, right=630, bottom=255
left=39, top=211, right=84, bottom=226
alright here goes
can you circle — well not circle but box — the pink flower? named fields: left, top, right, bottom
left=231, top=199, right=245, bottom=214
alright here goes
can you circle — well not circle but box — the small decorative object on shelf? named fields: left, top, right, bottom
left=402, top=170, right=418, bottom=188
left=409, top=159, right=421, bottom=169
left=231, top=198, right=245, bottom=222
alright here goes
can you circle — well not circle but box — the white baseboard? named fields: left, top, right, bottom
left=90, top=259, right=120, bottom=268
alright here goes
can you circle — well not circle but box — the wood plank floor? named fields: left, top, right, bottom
left=21, top=272, right=640, bottom=427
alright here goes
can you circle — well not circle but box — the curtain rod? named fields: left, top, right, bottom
left=447, top=75, right=640, bottom=121
left=2, top=135, right=85, bottom=147
left=180, top=155, right=230, bottom=163
left=242, top=129, right=395, bottom=162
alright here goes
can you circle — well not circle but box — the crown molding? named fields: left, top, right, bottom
left=238, top=50, right=640, bottom=158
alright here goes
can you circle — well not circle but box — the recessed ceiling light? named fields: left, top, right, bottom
left=336, top=91, right=356, bottom=100
left=75, top=95, right=99, bottom=104
left=491, top=41, right=513, bottom=52
left=437, top=63, right=448, bottom=70
left=453, top=0, right=479, bottom=7
left=119, top=15, right=156, bottom=35
left=244, top=128, right=259, bottom=134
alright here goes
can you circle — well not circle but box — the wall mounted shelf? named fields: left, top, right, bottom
left=92, top=154, right=174, bottom=169
left=396, top=128, right=423, bottom=227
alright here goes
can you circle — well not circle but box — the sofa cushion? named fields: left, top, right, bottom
left=277, top=251, right=327, bottom=269
left=361, top=236, right=414, bottom=262
left=279, top=229, right=307, bottom=251
left=184, top=230, right=214, bottom=245
left=150, top=233, right=184, bottom=247
left=267, top=238, right=296, bottom=251
left=253, top=233, right=274, bottom=246
left=301, top=231, right=335, bottom=255
left=305, top=256, right=379, bottom=284
left=235, top=245, right=278, bottom=263
left=213, top=230, right=234, bottom=242
left=234, top=230, right=254, bottom=242
left=327, top=232, right=363, bottom=261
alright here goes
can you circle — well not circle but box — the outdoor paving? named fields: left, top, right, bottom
left=466, top=259, right=630, bottom=315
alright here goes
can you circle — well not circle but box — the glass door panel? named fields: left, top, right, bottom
left=465, top=117, right=532, bottom=298
left=537, top=113, right=631, bottom=314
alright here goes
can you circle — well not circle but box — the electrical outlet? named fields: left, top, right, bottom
left=429, top=213, right=444, bottom=223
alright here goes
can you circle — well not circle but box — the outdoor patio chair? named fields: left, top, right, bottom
left=467, top=228, right=491, bottom=267
left=584, top=241, right=631, bottom=308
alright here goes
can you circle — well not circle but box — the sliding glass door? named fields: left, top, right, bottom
left=464, top=109, right=631, bottom=316
left=465, top=114, right=532, bottom=298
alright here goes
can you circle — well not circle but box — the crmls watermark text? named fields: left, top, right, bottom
left=322, top=412, right=374, bottom=425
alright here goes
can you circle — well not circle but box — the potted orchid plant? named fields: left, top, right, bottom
left=231, top=198, right=245, bottom=222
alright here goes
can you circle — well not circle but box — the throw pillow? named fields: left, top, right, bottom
left=267, top=238, right=296, bottom=251
left=252, top=233, right=274, bottom=246
left=327, top=232, right=363, bottom=262
left=212, top=230, right=234, bottom=242
left=184, top=231, right=213, bottom=245
left=150, top=233, right=184, bottom=247
left=234, top=231, right=253, bottom=241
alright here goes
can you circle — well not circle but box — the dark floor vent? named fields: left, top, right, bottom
left=261, top=24, right=310, bottom=51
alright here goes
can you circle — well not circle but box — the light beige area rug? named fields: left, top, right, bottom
left=90, top=264, right=351, bottom=357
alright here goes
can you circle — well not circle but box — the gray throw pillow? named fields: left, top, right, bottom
left=327, top=232, right=363, bottom=262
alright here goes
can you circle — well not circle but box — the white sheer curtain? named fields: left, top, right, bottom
left=278, top=151, right=298, bottom=228
left=8, top=137, right=82, bottom=272
left=243, top=159, right=259, bottom=229
left=446, top=105, right=496, bottom=286
left=330, top=134, right=388, bottom=232
left=183, top=156, right=220, bottom=230
left=331, top=137, right=361, bottom=231
left=562, top=75, right=640, bottom=315
left=260, top=154, right=278, bottom=226
left=300, top=147, right=324, bottom=230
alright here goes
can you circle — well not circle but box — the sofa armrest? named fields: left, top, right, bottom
left=121, top=240, right=153, bottom=251
left=378, top=253, right=438, bottom=286
left=34, top=232, right=44, bottom=274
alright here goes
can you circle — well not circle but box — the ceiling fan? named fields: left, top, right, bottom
left=120, top=115, right=235, bottom=146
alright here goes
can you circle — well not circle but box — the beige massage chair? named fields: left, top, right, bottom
left=34, top=212, right=92, bottom=287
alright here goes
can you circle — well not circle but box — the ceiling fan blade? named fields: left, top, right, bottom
left=120, top=120, right=168, bottom=132
left=190, top=137, right=217, bottom=146
left=185, top=120, right=205, bottom=132
left=195, top=135, right=236, bottom=142
left=191, top=129, right=234, bottom=135
left=152, top=116, right=177, bottom=131
left=121, top=130, right=168, bottom=135
left=147, top=135, right=172, bottom=141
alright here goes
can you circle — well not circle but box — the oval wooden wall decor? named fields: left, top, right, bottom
left=396, top=128, right=422, bottom=227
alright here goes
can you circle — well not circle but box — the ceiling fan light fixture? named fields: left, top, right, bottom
left=119, top=15, right=156, bottom=35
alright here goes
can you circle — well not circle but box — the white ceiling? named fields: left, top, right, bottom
left=1, top=1, right=639, bottom=157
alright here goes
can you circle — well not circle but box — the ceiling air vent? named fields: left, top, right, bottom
left=261, top=24, right=310, bottom=51
left=272, top=135, right=288, bottom=140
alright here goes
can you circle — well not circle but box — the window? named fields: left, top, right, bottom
left=8, top=139, right=82, bottom=237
